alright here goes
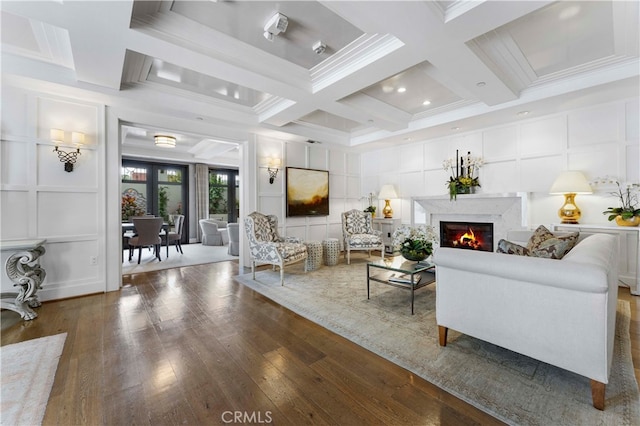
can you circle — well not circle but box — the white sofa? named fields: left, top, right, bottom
left=433, top=231, right=619, bottom=410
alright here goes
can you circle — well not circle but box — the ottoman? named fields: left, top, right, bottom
left=304, top=241, right=323, bottom=272
left=322, top=238, right=340, bottom=266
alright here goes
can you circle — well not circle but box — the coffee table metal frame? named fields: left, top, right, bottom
left=367, top=257, right=435, bottom=315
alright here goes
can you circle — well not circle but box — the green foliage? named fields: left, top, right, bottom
left=158, top=186, right=169, bottom=221
left=209, top=174, right=228, bottom=214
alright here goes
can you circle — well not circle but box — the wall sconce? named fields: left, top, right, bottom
left=154, top=135, right=176, bottom=148
left=51, top=128, right=83, bottom=172
left=378, top=184, right=398, bottom=218
left=265, top=157, right=281, bottom=184
left=549, top=171, right=593, bottom=223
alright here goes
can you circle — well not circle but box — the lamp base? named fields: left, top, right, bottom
left=558, top=193, right=581, bottom=224
left=382, top=199, right=393, bottom=218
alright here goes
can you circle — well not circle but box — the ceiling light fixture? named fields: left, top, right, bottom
left=154, top=135, right=176, bottom=148
left=422, top=100, right=431, bottom=106
left=517, top=110, right=530, bottom=116
left=263, top=12, right=288, bottom=41
left=476, top=81, right=486, bottom=87
left=397, top=87, right=407, bottom=93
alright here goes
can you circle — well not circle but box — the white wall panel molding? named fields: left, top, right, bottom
left=362, top=96, right=639, bottom=230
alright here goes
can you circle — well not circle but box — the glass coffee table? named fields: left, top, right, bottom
left=367, top=257, right=436, bottom=314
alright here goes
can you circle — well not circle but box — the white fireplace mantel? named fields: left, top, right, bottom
left=412, top=192, right=529, bottom=249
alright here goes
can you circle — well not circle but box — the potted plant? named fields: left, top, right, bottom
left=361, top=192, right=377, bottom=217
left=443, top=151, right=483, bottom=200
left=602, top=179, right=640, bottom=227
left=392, top=224, right=438, bottom=261
left=364, top=205, right=376, bottom=217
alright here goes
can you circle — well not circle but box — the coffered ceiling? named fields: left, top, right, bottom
left=1, top=1, right=638, bottom=162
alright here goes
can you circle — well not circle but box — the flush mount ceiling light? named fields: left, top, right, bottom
left=154, top=135, right=176, bottom=148
left=263, top=12, right=288, bottom=41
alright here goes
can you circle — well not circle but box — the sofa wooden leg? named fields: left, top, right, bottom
left=438, top=325, right=448, bottom=347
left=591, top=380, right=605, bottom=410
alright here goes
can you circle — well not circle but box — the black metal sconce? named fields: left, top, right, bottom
left=51, top=129, right=83, bottom=172
left=264, top=157, right=281, bottom=184
left=267, top=167, right=279, bottom=184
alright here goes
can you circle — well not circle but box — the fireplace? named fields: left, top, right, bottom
left=440, top=221, right=494, bottom=252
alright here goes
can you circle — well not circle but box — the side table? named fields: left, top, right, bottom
left=304, top=241, right=323, bottom=272
left=1, top=239, right=47, bottom=320
left=322, top=238, right=340, bottom=266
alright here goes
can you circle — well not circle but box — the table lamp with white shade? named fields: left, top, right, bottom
left=549, top=171, right=593, bottom=224
left=378, top=184, right=398, bottom=218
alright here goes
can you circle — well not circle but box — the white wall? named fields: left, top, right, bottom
left=1, top=86, right=106, bottom=300
left=253, top=136, right=360, bottom=243
left=362, top=97, right=640, bottom=228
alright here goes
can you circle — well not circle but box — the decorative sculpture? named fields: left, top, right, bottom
left=1, top=241, right=46, bottom=320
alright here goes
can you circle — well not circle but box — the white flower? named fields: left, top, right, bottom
left=392, top=225, right=438, bottom=251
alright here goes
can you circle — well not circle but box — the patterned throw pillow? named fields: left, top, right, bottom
left=526, top=225, right=579, bottom=260
left=496, top=239, right=530, bottom=256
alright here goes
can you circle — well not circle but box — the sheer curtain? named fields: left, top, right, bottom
left=195, top=163, right=209, bottom=242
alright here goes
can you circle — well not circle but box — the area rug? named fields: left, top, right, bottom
left=123, top=243, right=236, bottom=274
left=234, top=259, right=640, bottom=425
left=0, top=333, right=66, bottom=425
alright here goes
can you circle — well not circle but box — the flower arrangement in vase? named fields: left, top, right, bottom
left=594, top=176, right=640, bottom=227
left=361, top=192, right=377, bottom=217
left=392, top=224, right=438, bottom=261
left=121, top=194, right=145, bottom=221
left=443, top=150, right=483, bottom=200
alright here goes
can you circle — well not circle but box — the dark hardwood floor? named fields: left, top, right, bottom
left=2, top=260, right=639, bottom=425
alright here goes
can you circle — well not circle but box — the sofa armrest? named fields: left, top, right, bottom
left=433, top=247, right=608, bottom=293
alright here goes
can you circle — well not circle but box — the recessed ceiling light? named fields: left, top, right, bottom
left=196, top=117, right=204, bottom=121
left=404, top=137, right=412, bottom=141
left=382, top=85, right=394, bottom=93
left=451, top=126, right=460, bottom=131
left=422, top=100, right=431, bottom=106
left=517, top=111, right=530, bottom=116
left=476, top=82, right=486, bottom=87
left=397, top=87, right=407, bottom=93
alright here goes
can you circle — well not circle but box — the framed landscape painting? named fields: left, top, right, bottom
left=286, top=167, right=329, bottom=217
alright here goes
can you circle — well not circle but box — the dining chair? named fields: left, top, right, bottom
left=128, top=217, right=163, bottom=264
left=164, top=214, right=185, bottom=257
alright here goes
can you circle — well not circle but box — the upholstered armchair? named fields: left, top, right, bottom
left=199, top=219, right=227, bottom=246
left=341, top=209, right=384, bottom=264
left=244, top=211, right=308, bottom=285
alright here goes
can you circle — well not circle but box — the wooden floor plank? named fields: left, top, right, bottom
left=3, top=260, right=637, bottom=425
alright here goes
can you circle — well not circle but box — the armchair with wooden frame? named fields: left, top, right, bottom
left=341, top=209, right=384, bottom=264
left=244, top=211, right=307, bottom=286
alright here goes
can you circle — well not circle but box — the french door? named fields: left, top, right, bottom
left=121, top=160, right=188, bottom=244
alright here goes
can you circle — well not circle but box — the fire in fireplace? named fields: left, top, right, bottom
left=440, top=221, right=494, bottom=252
